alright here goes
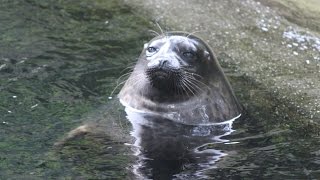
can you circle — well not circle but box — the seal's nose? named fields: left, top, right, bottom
left=147, top=59, right=175, bottom=69
left=159, top=60, right=169, bottom=68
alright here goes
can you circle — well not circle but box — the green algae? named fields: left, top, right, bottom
left=257, top=0, right=320, bottom=32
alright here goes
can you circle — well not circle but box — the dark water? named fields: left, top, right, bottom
left=0, top=0, right=150, bottom=178
left=1, top=0, right=320, bottom=179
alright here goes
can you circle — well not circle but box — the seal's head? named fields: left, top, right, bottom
left=119, top=32, right=242, bottom=125
left=143, top=34, right=211, bottom=95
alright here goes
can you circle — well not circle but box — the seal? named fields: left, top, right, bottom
left=118, top=32, right=242, bottom=125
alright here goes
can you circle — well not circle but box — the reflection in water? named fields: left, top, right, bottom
left=124, top=106, right=240, bottom=179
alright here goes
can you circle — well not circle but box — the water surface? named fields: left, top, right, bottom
left=0, top=0, right=150, bottom=178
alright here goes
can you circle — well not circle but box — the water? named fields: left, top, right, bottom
left=1, top=0, right=320, bottom=179
left=0, top=0, right=150, bottom=178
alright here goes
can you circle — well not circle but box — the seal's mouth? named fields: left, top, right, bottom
left=153, top=70, right=169, bottom=79
left=146, top=68, right=175, bottom=81
left=145, top=68, right=181, bottom=91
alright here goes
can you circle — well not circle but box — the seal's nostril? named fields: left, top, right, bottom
left=159, top=60, right=169, bottom=68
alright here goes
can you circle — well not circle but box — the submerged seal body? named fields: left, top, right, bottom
left=119, top=32, right=242, bottom=125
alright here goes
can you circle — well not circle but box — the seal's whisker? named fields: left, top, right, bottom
left=183, top=82, right=198, bottom=99
left=178, top=74, right=185, bottom=98
left=184, top=76, right=215, bottom=103
left=180, top=80, right=191, bottom=98
left=184, top=74, right=211, bottom=90
left=183, top=77, right=203, bottom=94
left=119, top=63, right=136, bottom=76
left=187, top=77, right=216, bottom=103
left=116, top=72, right=133, bottom=84
left=185, top=77, right=204, bottom=95
left=110, top=70, right=137, bottom=97
left=181, top=79, right=196, bottom=97
left=127, top=73, right=145, bottom=86
left=184, top=76, right=207, bottom=90
left=176, top=78, right=183, bottom=99
left=182, top=80, right=203, bottom=102
left=183, top=78, right=199, bottom=98
left=186, top=30, right=206, bottom=39
left=120, top=67, right=134, bottom=74
left=122, top=62, right=137, bottom=68
left=110, top=80, right=127, bottom=97
left=155, top=21, right=164, bottom=36
left=148, top=29, right=160, bottom=37
left=184, top=71, right=204, bottom=79
left=110, top=72, right=141, bottom=96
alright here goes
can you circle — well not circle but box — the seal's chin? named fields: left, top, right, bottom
left=146, top=68, right=181, bottom=92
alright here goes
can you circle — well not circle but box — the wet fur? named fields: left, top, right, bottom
left=119, top=32, right=242, bottom=125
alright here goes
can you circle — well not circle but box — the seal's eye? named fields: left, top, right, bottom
left=147, top=47, right=157, bottom=53
left=183, top=52, right=196, bottom=59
